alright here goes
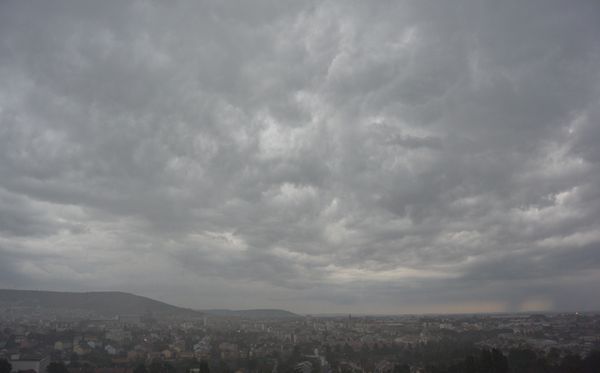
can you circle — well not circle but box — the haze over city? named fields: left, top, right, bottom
left=1, top=0, right=600, bottom=315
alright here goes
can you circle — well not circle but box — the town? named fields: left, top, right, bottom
left=1, top=306, right=599, bottom=373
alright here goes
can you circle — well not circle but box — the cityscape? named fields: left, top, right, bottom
left=0, top=290, right=599, bottom=373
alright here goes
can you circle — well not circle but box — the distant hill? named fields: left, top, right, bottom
left=0, top=289, right=201, bottom=318
left=202, top=308, right=300, bottom=319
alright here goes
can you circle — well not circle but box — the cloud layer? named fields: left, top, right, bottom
left=1, top=0, right=600, bottom=314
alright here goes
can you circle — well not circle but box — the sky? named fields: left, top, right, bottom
left=1, top=0, right=600, bottom=315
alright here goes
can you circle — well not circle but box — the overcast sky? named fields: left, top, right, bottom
left=1, top=0, right=599, bottom=315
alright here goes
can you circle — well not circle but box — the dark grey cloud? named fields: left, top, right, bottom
left=1, top=0, right=599, bottom=314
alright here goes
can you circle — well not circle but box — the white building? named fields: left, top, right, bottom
left=10, top=355, right=50, bottom=373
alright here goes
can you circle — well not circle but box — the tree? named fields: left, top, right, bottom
left=583, top=350, right=600, bottom=373
left=163, top=362, right=176, bottom=373
left=0, top=359, right=12, bottom=373
left=47, top=362, right=69, bottom=373
left=479, top=349, right=494, bottom=372
left=133, top=364, right=148, bottom=373
left=148, top=360, right=163, bottom=373
left=70, top=353, right=80, bottom=368
left=560, top=354, right=584, bottom=373
left=343, top=343, right=353, bottom=356
left=146, top=361, right=177, bottom=373
left=463, top=355, right=477, bottom=373
left=490, top=348, right=508, bottom=373
left=508, top=348, right=538, bottom=373
left=199, top=360, right=210, bottom=373
left=245, top=358, right=257, bottom=372
left=218, top=360, right=230, bottom=373
left=393, top=363, right=410, bottom=373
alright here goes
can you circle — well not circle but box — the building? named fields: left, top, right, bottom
left=9, top=355, right=50, bottom=373
left=294, top=361, right=312, bottom=373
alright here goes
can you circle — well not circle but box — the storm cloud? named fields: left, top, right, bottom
left=1, top=0, right=600, bottom=314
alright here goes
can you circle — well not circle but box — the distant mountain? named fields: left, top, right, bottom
left=0, top=289, right=201, bottom=318
left=203, top=308, right=300, bottom=319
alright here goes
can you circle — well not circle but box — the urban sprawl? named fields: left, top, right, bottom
left=1, top=307, right=599, bottom=373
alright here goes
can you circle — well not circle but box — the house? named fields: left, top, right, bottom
left=73, top=343, right=92, bottom=355
left=55, top=341, right=73, bottom=351
left=105, top=345, right=118, bottom=355
left=105, top=329, right=131, bottom=344
left=9, top=354, right=50, bottom=373
left=126, top=351, right=139, bottom=361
